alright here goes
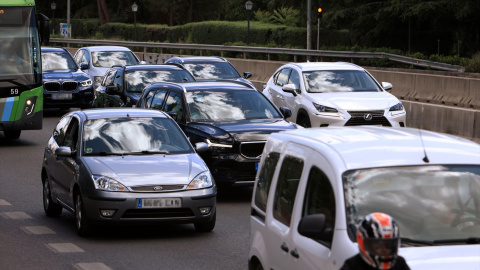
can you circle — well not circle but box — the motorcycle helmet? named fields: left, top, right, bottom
left=357, top=212, right=400, bottom=269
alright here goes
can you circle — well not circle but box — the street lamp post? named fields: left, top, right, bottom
left=132, top=2, right=138, bottom=41
left=51, top=2, right=56, bottom=35
left=245, top=1, right=253, bottom=45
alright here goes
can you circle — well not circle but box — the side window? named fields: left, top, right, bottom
left=74, top=50, right=84, bottom=64
left=165, top=91, right=184, bottom=122
left=62, top=117, right=79, bottom=151
left=273, top=156, right=304, bottom=226
left=113, top=70, right=123, bottom=91
left=302, top=166, right=336, bottom=246
left=53, top=116, right=70, bottom=145
left=288, top=70, right=301, bottom=93
left=275, top=68, right=291, bottom=87
left=151, top=90, right=167, bottom=110
left=102, top=70, right=116, bottom=86
left=254, top=152, right=280, bottom=212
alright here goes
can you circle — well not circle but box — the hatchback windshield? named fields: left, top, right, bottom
left=304, top=70, right=381, bottom=93
left=186, top=90, right=282, bottom=121
left=183, top=62, right=240, bottom=80
left=344, top=165, right=480, bottom=244
left=91, top=51, right=138, bottom=68
left=82, top=117, right=193, bottom=155
left=42, top=52, right=78, bottom=73
left=126, top=70, right=195, bottom=93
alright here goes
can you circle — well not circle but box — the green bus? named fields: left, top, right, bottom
left=0, top=0, right=49, bottom=139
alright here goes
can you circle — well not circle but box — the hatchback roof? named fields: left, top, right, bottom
left=148, top=80, right=255, bottom=92
left=273, top=126, right=480, bottom=170
left=79, top=46, right=134, bottom=52
left=168, top=56, right=228, bottom=63
left=119, top=64, right=187, bottom=71
left=79, top=108, right=168, bottom=120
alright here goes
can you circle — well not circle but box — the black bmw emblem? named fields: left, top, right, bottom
left=363, top=113, right=373, bottom=121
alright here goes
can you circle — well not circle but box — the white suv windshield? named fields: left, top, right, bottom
left=303, top=70, right=381, bottom=93
left=343, top=165, right=480, bottom=244
left=91, top=51, right=138, bottom=68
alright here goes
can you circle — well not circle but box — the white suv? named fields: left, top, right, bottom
left=263, top=62, right=406, bottom=127
left=248, top=126, right=480, bottom=270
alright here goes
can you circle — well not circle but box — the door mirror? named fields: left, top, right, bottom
left=55, top=146, right=74, bottom=157
left=167, top=112, right=178, bottom=121
left=195, top=142, right=209, bottom=153
left=80, top=63, right=89, bottom=70
left=244, top=72, right=252, bottom=79
left=282, top=83, right=297, bottom=96
left=298, top=214, right=327, bottom=240
left=105, top=85, right=121, bottom=95
left=382, top=82, right=393, bottom=91
left=279, top=107, right=292, bottom=119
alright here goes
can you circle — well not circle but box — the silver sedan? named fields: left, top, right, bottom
left=41, top=108, right=216, bottom=236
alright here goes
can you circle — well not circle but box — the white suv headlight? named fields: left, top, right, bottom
left=92, top=175, right=129, bottom=191
left=389, top=102, right=404, bottom=111
left=188, top=171, right=214, bottom=189
left=313, top=102, right=338, bottom=113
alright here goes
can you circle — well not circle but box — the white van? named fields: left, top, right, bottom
left=248, top=126, right=480, bottom=270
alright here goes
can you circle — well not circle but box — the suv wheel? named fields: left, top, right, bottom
left=297, top=115, right=311, bottom=128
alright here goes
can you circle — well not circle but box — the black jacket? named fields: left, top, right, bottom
left=340, top=254, right=410, bottom=270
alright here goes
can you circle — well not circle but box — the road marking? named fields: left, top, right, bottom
left=46, top=243, right=84, bottom=253
left=0, top=199, right=11, bottom=206
left=74, top=262, right=113, bottom=270
left=0, top=211, right=32, bottom=219
left=22, top=226, right=56, bottom=235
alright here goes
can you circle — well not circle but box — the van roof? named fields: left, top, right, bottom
left=272, top=126, right=480, bottom=170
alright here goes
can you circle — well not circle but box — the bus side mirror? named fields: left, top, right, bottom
left=36, top=13, right=50, bottom=44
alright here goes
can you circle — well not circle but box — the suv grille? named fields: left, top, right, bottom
left=44, top=81, right=78, bottom=92
left=240, top=141, right=265, bottom=159
left=345, top=110, right=391, bottom=126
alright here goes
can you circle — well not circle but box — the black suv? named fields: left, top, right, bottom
left=165, top=56, right=255, bottom=89
left=136, top=80, right=299, bottom=187
left=93, top=64, right=195, bottom=107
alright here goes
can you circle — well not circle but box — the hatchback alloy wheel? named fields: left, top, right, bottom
left=75, top=193, right=94, bottom=236
left=43, top=179, right=62, bottom=217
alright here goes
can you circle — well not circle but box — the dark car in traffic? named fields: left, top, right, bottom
left=93, top=64, right=195, bottom=107
left=41, top=47, right=94, bottom=109
left=165, top=56, right=255, bottom=89
left=136, top=80, right=299, bottom=187
left=41, top=108, right=216, bottom=236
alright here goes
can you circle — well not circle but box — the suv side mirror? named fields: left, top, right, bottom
left=382, top=82, right=393, bottom=91
left=195, top=142, right=209, bottom=153
left=279, top=107, right=292, bottom=119
left=105, top=85, right=121, bottom=95
left=282, top=83, right=297, bottom=96
left=244, top=72, right=252, bottom=79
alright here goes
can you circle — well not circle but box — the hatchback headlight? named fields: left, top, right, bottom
left=188, top=171, right=214, bottom=189
left=92, top=175, right=129, bottom=191
left=389, top=102, right=404, bottom=111
left=80, top=79, right=92, bottom=87
left=313, top=102, right=338, bottom=113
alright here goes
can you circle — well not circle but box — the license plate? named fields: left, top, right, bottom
left=137, top=198, right=181, bottom=208
left=52, top=93, right=72, bottom=100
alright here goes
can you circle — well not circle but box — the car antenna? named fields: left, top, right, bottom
left=418, top=129, right=430, bottom=163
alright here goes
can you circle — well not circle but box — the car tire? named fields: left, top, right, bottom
left=75, top=193, right=95, bottom=237
left=4, top=130, right=21, bottom=139
left=43, top=179, right=62, bottom=217
left=297, top=114, right=311, bottom=128
left=194, top=211, right=216, bottom=232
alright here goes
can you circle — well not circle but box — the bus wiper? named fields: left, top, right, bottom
left=0, top=79, right=28, bottom=88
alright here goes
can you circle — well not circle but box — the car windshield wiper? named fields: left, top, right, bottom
left=0, top=79, right=28, bottom=88
left=400, top=237, right=436, bottom=246
left=128, top=150, right=169, bottom=155
left=401, top=237, right=480, bottom=246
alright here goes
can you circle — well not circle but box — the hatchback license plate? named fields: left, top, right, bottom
left=52, top=93, right=72, bottom=100
left=137, top=198, right=181, bottom=208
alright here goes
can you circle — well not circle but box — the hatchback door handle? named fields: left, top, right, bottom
left=290, top=248, right=299, bottom=259
left=280, top=243, right=289, bottom=253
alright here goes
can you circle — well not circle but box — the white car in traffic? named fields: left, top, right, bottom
left=249, top=126, right=480, bottom=270
left=262, top=62, right=406, bottom=127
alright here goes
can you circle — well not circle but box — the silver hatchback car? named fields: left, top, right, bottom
left=41, top=108, right=216, bottom=236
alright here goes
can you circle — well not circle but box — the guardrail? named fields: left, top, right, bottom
left=50, top=38, right=466, bottom=73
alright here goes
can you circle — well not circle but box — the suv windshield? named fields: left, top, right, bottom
left=304, top=70, right=381, bottom=93
left=186, top=90, right=282, bottom=121
left=42, top=52, right=78, bottom=73
left=91, top=51, right=138, bottom=68
left=183, top=62, right=240, bottom=80
left=82, top=117, right=193, bottom=155
left=344, top=165, right=480, bottom=244
left=126, top=70, right=195, bottom=93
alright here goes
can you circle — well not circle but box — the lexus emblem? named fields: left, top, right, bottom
left=153, top=186, right=163, bottom=191
left=363, top=113, right=373, bottom=121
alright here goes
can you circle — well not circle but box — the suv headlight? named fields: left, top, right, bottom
left=389, top=102, right=404, bottom=111
left=206, top=138, right=233, bottom=149
left=188, top=171, right=214, bottom=189
left=313, top=102, right=338, bottom=113
left=92, top=175, right=129, bottom=191
left=80, top=79, right=92, bottom=87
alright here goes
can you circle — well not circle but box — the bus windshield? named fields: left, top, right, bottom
left=0, top=6, right=42, bottom=93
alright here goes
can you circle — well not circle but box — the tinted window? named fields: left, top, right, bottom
left=183, top=62, right=240, bottom=79
left=303, top=166, right=335, bottom=246
left=288, top=70, right=301, bottom=93
left=273, top=156, right=303, bottom=226
left=275, top=68, right=291, bottom=87
left=151, top=90, right=167, bottom=109
left=254, top=152, right=280, bottom=212
left=102, top=70, right=116, bottom=86
left=303, top=70, right=381, bottom=93
left=165, top=92, right=185, bottom=122
left=83, top=117, right=193, bottom=155
left=62, top=117, right=79, bottom=151
left=91, top=51, right=138, bottom=68
left=42, top=52, right=78, bottom=72
left=53, top=115, right=70, bottom=144
left=126, top=70, right=194, bottom=93
left=186, top=90, right=282, bottom=121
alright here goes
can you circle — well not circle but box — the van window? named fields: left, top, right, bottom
left=302, top=166, right=335, bottom=246
left=273, top=156, right=303, bottom=226
left=254, top=152, right=280, bottom=212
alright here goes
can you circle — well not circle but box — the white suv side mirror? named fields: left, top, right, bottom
left=282, top=83, right=298, bottom=96
left=382, top=82, right=393, bottom=91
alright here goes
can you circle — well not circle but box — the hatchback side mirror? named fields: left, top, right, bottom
left=282, top=83, right=297, bottom=96
left=55, top=146, right=75, bottom=157
left=244, top=72, right=252, bottom=79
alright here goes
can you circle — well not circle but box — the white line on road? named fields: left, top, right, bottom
left=74, top=262, right=113, bottom=270
left=0, top=199, right=11, bottom=206
left=22, top=226, right=56, bottom=235
left=46, top=243, right=84, bottom=253
left=0, top=211, right=32, bottom=219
